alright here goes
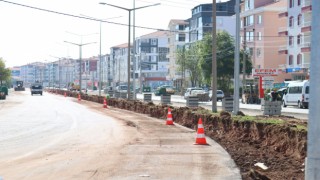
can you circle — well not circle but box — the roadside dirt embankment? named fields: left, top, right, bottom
left=52, top=90, right=307, bottom=180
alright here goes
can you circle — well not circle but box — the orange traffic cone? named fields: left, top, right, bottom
left=195, top=118, right=208, bottom=145
left=78, top=94, right=81, bottom=101
left=103, top=98, right=108, bottom=108
left=166, top=108, right=174, bottom=125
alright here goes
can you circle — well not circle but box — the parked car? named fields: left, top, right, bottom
left=189, top=89, right=210, bottom=101
left=115, top=85, right=128, bottom=93
left=154, top=85, right=175, bottom=96
left=184, top=87, right=204, bottom=99
left=282, top=80, right=309, bottom=108
left=208, top=90, right=225, bottom=101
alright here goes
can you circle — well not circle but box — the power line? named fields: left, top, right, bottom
left=0, top=0, right=307, bottom=39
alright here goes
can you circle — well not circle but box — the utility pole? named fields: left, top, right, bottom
left=79, top=14, right=122, bottom=96
left=133, top=0, right=136, bottom=99
left=242, top=27, right=247, bottom=103
left=211, top=0, right=217, bottom=112
left=306, top=1, right=320, bottom=179
left=99, top=2, right=160, bottom=100
left=64, top=41, right=96, bottom=92
left=233, top=0, right=240, bottom=115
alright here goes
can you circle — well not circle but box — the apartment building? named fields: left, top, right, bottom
left=189, top=0, right=236, bottom=43
left=110, top=43, right=132, bottom=86
left=135, top=31, right=170, bottom=89
left=241, top=0, right=291, bottom=83
left=99, top=54, right=112, bottom=87
left=167, top=19, right=189, bottom=91
left=278, top=0, right=311, bottom=80
left=20, top=62, right=48, bottom=87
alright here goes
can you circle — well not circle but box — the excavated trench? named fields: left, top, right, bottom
left=52, top=90, right=307, bottom=180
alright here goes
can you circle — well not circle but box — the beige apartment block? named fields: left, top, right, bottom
left=241, top=0, right=291, bottom=83
left=167, top=19, right=189, bottom=91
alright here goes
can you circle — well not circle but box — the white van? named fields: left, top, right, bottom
left=282, top=80, right=309, bottom=108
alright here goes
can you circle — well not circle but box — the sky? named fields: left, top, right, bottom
left=0, top=0, right=229, bottom=67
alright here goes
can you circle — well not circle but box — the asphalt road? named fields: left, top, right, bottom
left=0, top=90, right=241, bottom=179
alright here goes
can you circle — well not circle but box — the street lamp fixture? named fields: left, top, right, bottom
left=63, top=41, right=96, bottom=92
left=99, top=2, right=160, bottom=99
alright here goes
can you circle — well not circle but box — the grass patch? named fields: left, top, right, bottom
left=233, top=115, right=285, bottom=125
left=292, top=124, right=308, bottom=131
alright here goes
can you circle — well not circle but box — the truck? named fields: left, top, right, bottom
left=0, top=86, right=7, bottom=100
left=14, top=81, right=25, bottom=91
left=30, top=82, right=43, bottom=96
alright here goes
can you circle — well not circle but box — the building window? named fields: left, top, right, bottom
left=249, top=47, right=254, bottom=56
left=289, top=55, right=293, bottom=65
left=297, top=54, right=302, bottom=65
left=289, top=36, right=294, bottom=46
left=289, top=0, right=294, bottom=8
left=297, top=34, right=301, bottom=45
left=257, top=15, right=262, bottom=24
left=289, top=16, right=294, bottom=27
left=298, top=0, right=301, bottom=6
left=246, top=31, right=254, bottom=42
left=151, top=39, right=157, bottom=45
left=257, top=48, right=261, bottom=57
left=197, top=17, right=202, bottom=27
left=297, top=14, right=302, bottom=26
left=257, top=32, right=262, bottom=40
left=151, top=47, right=157, bottom=53
left=245, top=15, right=254, bottom=26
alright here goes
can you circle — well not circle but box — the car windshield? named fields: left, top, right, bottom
left=32, top=85, right=42, bottom=89
left=119, top=86, right=127, bottom=90
left=191, top=90, right=205, bottom=95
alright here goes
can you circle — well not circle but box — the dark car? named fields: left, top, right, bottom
left=154, top=85, right=175, bottom=96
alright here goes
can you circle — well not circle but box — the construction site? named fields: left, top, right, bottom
left=49, top=89, right=307, bottom=179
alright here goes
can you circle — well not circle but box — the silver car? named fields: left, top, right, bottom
left=209, top=90, right=225, bottom=101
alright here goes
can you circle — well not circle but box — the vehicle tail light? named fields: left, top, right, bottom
left=302, top=94, right=304, bottom=102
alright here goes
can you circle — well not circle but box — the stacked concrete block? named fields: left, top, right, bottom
left=222, top=97, right=234, bottom=112
left=187, top=96, right=199, bottom=108
left=161, top=95, right=171, bottom=105
left=143, top=94, right=152, bottom=102
left=261, top=100, right=282, bottom=115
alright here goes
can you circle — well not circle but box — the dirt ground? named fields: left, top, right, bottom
left=208, top=115, right=307, bottom=180
left=53, top=90, right=309, bottom=180
left=106, top=97, right=308, bottom=180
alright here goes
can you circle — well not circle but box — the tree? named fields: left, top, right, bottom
left=176, top=44, right=202, bottom=87
left=0, top=58, right=11, bottom=86
left=198, top=31, right=252, bottom=94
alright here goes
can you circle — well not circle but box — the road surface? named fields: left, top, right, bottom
left=0, top=90, right=240, bottom=179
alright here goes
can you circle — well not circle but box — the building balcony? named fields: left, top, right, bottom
left=278, top=45, right=288, bottom=54
left=278, top=11, right=288, bottom=18
left=302, top=0, right=312, bottom=13
left=278, top=27, right=288, bottom=36
left=300, top=42, right=311, bottom=53
left=302, top=63, right=310, bottom=69
left=301, top=21, right=312, bottom=32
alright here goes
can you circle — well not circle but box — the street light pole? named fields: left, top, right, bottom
left=233, top=0, right=241, bottom=115
left=79, top=15, right=122, bottom=96
left=64, top=41, right=96, bottom=92
left=99, top=2, right=160, bottom=99
left=211, top=0, right=217, bottom=112
left=306, top=1, right=320, bottom=179
left=133, top=0, right=136, bottom=99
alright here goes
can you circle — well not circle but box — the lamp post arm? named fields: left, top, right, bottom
left=133, top=3, right=160, bottom=11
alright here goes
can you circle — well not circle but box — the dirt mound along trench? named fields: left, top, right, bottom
left=55, top=90, right=307, bottom=180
